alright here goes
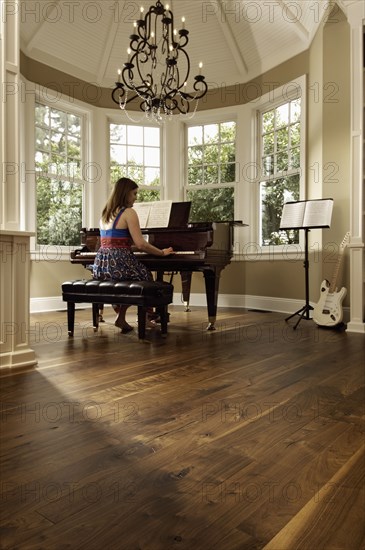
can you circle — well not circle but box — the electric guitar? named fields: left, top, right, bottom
left=312, top=232, right=350, bottom=327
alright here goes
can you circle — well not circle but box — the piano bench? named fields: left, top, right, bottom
left=61, top=279, right=174, bottom=340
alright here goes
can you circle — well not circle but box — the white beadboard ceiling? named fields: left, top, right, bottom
left=19, top=0, right=354, bottom=90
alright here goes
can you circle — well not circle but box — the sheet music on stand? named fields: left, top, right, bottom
left=132, top=203, right=151, bottom=228
left=281, top=198, right=333, bottom=330
left=133, top=201, right=172, bottom=228
left=280, top=198, right=333, bottom=230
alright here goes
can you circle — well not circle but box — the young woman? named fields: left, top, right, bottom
left=92, top=177, right=174, bottom=332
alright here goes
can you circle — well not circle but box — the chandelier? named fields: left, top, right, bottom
left=111, top=0, right=208, bottom=123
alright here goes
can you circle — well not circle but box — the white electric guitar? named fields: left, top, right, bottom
left=312, top=232, right=350, bottom=327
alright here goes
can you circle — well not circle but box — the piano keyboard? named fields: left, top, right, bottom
left=134, top=251, right=196, bottom=256
left=74, top=250, right=197, bottom=257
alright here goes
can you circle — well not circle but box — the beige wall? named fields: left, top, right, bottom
left=30, top=261, right=90, bottom=298
left=173, top=260, right=313, bottom=301
left=27, top=10, right=351, bottom=308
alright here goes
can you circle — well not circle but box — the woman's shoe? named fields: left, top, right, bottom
left=121, top=324, right=134, bottom=334
left=115, top=317, right=134, bottom=333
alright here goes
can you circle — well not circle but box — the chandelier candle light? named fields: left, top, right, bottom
left=111, top=0, right=208, bottom=123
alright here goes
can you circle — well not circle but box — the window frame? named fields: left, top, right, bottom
left=31, top=91, right=92, bottom=257
left=108, top=117, right=163, bottom=200
left=251, top=75, right=307, bottom=260
left=183, top=117, right=238, bottom=221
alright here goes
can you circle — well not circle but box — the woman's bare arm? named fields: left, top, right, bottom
left=122, top=208, right=174, bottom=256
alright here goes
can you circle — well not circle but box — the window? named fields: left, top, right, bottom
left=259, top=97, right=302, bottom=246
left=185, top=121, right=236, bottom=221
left=110, top=123, right=161, bottom=201
left=35, top=103, right=83, bottom=246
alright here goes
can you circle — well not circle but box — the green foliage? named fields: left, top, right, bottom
left=261, top=175, right=300, bottom=245
left=35, top=103, right=83, bottom=246
left=136, top=189, right=160, bottom=202
left=187, top=188, right=234, bottom=222
left=37, top=177, right=82, bottom=246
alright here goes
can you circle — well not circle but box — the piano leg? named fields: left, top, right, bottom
left=203, top=269, right=221, bottom=331
left=181, top=271, right=192, bottom=312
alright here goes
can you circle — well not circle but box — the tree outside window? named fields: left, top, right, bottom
left=186, top=121, right=236, bottom=222
left=35, top=103, right=83, bottom=246
left=259, top=98, right=301, bottom=245
left=110, top=123, right=161, bottom=202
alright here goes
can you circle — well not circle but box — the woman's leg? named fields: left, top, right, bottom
left=114, top=305, right=133, bottom=333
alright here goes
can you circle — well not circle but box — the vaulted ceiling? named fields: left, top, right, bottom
left=19, top=0, right=356, bottom=90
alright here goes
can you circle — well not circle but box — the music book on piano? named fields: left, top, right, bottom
left=133, top=201, right=191, bottom=229
left=133, top=201, right=172, bottom=228
left=280, top=198, right=333, bottom=230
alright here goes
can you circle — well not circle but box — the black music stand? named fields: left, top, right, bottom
left=280, top=199, right=333, bottom=330
left=285, top=227, right=312, bottom=329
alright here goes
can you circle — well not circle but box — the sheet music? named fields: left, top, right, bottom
left=133, top=203, right=151, bottom=228
left=280, top=202, right=306, bottom=229
left=147, top=201, right=172, bottom=228
left=133, top=201, right=172, bottom=228
left=280, top=199, right=333, bottom=229
left=303, top=199, right=333, bottom=228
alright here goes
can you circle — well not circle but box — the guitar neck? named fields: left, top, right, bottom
left=328, top=233, right=349, bottom=293
left=329, top=257, right=343, bottom=293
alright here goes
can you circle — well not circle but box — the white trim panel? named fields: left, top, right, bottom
left=30, top=293, right=350, bottom=324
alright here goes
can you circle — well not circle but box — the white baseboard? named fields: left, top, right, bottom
left=30, top=297, right=95, bottom=313
left=181, top=292, right=307, bottom=314
left=181, top=292, right=350, bottom=323
left=346, top=321, right=365, bottom=333
left=30, top=293, right=349, bottom=323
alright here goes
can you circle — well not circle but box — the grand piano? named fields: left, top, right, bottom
left=70, top=208, right=245, bottom=330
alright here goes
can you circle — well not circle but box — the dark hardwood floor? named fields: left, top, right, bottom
left=1, top=305, right=364, bottom=550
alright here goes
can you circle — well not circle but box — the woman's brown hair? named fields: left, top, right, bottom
left=101, top=177, right=138, bottom=223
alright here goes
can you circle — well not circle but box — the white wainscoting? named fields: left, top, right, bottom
left=30, top=293, right=350, bottom=324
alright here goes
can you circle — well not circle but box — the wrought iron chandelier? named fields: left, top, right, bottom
left=111, top=0, right=208, bottom=123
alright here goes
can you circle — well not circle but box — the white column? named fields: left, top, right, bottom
left=346, top=2, right=365, bottom=333
left=1, top=0, right=20, bottom=229
left=0, top=231, right=37, bottom=368
left=0, top=0, right=37, bottom=367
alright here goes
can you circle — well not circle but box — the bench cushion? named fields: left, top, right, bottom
left=62, top=279, right=174, bottom=307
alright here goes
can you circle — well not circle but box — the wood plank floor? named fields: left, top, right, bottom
left=1, top=305, right=364, bottom=550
